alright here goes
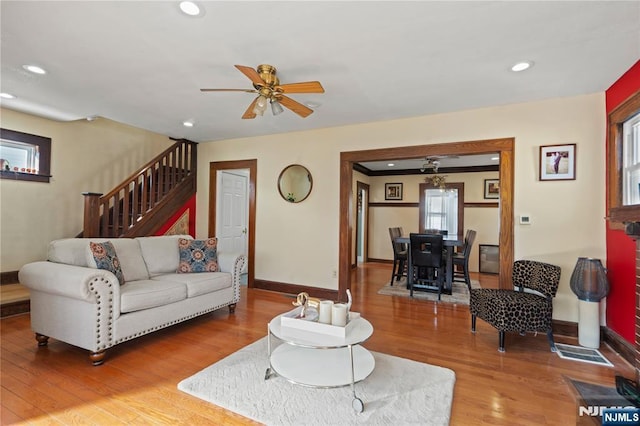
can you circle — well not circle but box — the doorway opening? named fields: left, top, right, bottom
left=355, top=181, right=370, bottom=266
left=338, top=138, right=514, bottom=301
left=209, top=159, right=257, bottom=288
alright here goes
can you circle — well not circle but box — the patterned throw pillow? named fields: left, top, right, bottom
left=177, top=237, right=219, bottom=273
left=88, top=241, right=125, bottom=285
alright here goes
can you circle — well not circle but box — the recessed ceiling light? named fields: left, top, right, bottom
left=387, top=163, right=395, bottom=167
left=179, top=1, right=201, bottom=16
left=0, top=93, right=16, bottom=99
left=511, top=61, right=533, bottom=72
left=183, top=121, right=194, bottom=127
left=23, top=64, right=47, bottom=75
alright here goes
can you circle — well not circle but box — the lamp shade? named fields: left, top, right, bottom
left=569, top=257, right=609, bottom=302
left=271, top=99, right=284, bottom=116
left=253, top=95, right=268, bottom=116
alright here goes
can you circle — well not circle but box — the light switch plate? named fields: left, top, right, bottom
left=520, top=215, right=531, bottom=225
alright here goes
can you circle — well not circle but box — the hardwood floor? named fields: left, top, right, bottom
left=1, top=262, right=634, bottom=425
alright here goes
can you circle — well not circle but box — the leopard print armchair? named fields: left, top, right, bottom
left=469, top=260, right=561, bottom=352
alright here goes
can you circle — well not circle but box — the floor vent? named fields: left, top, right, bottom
left=556, top=343, right=613, bottom=367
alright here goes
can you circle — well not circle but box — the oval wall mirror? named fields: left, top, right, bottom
left=278, top=164, right=313, bottom=203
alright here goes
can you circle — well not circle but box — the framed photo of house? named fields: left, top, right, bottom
left=484, top=179, right=499, bottom=199
left=540, top=143, right=576, bottom=181
left=385, top=183, right=403, bottom=200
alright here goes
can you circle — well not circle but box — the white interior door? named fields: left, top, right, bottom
left=217, top=170, right=248, bottom=257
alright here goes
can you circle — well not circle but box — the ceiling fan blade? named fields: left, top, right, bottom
left=276, top=81, right=325, bottom=94
left=235, top=65, right=264, bottom=86
left=200, top=88, right=257, bottom=93
left=277, top=95, right=314, bottom=118
left=242, top=97, right=259, bottom=119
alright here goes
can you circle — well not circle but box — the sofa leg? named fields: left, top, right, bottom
left=228, top=303, right=237, bottom=314
left=36, top=333, right=49, bottom=346
left=471, top=315, right=476, bottom=333
left=35, top=333, right=49, bottom=346
left=89, top=350, right=106, bottom=366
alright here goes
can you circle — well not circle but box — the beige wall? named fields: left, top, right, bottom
left=197, top=93, right=606, bottom=323
left=0, top=109, right=173, bottom=270
left=367, top=171, right=500, bottom=272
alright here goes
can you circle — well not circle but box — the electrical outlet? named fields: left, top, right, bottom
left=331, top=269, right=337, bottom=279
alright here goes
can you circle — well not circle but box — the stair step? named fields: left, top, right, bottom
left=1, top=283, right=30, bottom=317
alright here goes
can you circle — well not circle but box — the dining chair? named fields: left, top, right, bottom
left=452, top=229, right=477, bottom=290
left=408, top=233, right=445, bottom=300
left=469, top=260, right=561, bottom=352
left=388, top=227, right=407, bottom=285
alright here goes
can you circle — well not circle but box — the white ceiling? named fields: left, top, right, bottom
left=1, top=1, right=638, bottom=144
left=359, top=153, right=500, bottom=171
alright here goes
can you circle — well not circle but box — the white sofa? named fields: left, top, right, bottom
left=19, top=235, right=246, bottom=365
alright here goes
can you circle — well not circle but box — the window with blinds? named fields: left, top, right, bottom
left=623, top=112, right=640, bottom=206
left=423, top=189, right=458, bottom=235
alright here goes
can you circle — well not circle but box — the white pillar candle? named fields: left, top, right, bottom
left=331, top=303, right=348, bottom=327
left=319, top=300, right=333, bottom=324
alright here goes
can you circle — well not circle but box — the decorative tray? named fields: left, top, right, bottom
left=280, top=307, right=360, bottom=338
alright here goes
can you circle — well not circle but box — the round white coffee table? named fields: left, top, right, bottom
left=266, top=313, right=375, bottom=412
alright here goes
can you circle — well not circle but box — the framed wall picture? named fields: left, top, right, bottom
left=484, top=179, right=499, bottom=199
left=540, top=143, right=576, bottom=181
left=385, top=182, right=403, bottom=200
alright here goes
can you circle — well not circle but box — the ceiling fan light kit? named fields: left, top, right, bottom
left=201, top=64, right=324, bottom=119
left=270, top=99, right=284, bottom=116
left=420, top=158, right=441, bottom=173
left=253, top=95, right=268, bottom=116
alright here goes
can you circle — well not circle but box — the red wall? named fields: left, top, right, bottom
left=154, top=195, right=196, bottom=237
left=605, top=60, right=640, bottom=343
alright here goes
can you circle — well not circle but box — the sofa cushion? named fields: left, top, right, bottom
left=177, top=238, right=218, bottom=273
left=49, top=238, right=150, bottom=282
left=109, top=239, right=150, bottom=282
left=152, top=272, right=231, bottom=298
left=137, top=235, right=192, bottom=277
left=87, top=241, right=125, bottom=285
left=48, top=238, right=92, bottom=267
left=119, top=279, right=187, bottom=313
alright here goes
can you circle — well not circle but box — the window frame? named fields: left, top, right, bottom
left=419, top=182, right=464, bottom=236
left=0, top=128, right=51, bottom=183
left=608, top=91, right=640, bottom=223
left=622, top=111, right=640, bottom=205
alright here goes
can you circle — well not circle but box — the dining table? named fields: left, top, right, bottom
left=394, top=234, right=464, bottom=294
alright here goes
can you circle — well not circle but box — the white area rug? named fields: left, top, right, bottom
left=178, top=337, right=455, bottom=425
left=377, top=279, right=480, bottom=305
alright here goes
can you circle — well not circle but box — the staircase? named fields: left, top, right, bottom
left=83, top=138, right=197, bottom=238
left=0, top=283, right=29, bottom=318
left=1, top=139, right=197, bottom=317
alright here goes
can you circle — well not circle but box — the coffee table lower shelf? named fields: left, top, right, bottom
left=269, top=344, right=375, bottom=387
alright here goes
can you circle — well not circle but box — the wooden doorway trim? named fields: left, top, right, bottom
left=209, top=159, right=257, bottom=288
left=339, top=138, right=514, bottom=300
